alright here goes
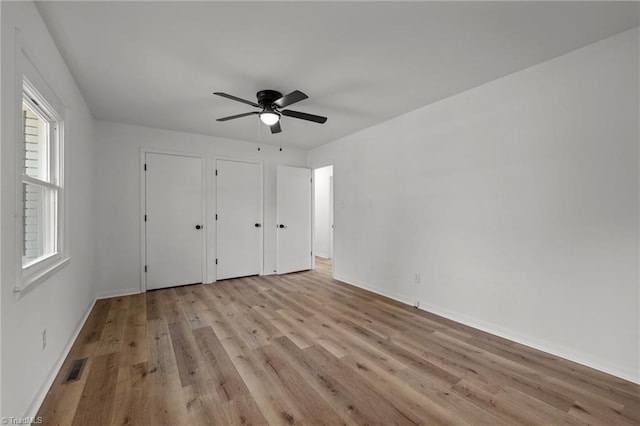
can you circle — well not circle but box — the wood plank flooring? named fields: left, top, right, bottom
left=37, top=258, right=640, bottom=425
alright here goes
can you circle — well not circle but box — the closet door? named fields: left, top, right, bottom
left=277, top=165, right=312, bottom=274
left=216, top=159, right=262, bottom=280
left=145, top=152, right=204, bottom=290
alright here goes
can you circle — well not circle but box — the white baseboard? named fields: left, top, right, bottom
left=333, top=275, right=639, bottom=385
left=96, top=287, right=140, bottom=299
left=419, top=301, right=640, bottom=385
left=24, top=297, right=97, bottom=419
left=334, top=274, right=417, bottom=308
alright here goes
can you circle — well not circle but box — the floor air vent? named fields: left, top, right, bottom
left=62, top=358, right=87, bottom=384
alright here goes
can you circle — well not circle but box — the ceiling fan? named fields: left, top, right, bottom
left=214, top=89, right=327, bottom=134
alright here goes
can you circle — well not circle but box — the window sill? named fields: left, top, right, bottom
left=14, top=256, right=71, bottom=299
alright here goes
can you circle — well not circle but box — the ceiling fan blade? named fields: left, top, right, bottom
left=274, top=90, right=308, bottom=108
left=281, top=109, right=327, bottom=124
left=270, top=121, right=282, bottom=134
left=213, top=92, right=260, bottom=108
left=216, top=111, right=259, bottom=122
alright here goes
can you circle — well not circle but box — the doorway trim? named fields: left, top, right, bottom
left=311, top=164, right=335, bottom=278
left=139, top=148, right=207, bottom=293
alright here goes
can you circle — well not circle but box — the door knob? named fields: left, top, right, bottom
left=278, top=224, right=285, bottom=229
left=255, top=223, right=262, bottom=228
left=195, top=225, right=202, bottom=230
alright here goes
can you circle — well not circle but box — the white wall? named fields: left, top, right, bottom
left=95, top=121, right=308, bottom=298
left=1, top=1, right=97, bottom=418
left=314, top=165, right=333, bottom=258
left=309, top=28, right=640, bottom=383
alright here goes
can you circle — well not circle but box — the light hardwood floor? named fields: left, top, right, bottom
left=37, top=258, right=639, bottom=425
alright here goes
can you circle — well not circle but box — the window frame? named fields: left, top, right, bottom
left=14, top=50, right=69, bottom=295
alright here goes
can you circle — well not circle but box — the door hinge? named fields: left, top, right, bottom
left=144, top=164, right=147, bottom=171
left=215, top=214, right=218, bottom=220
left=215, top=169, right=218, bottom=176
left=144, top=214, right=147, bottom=222
left=144, top=265, right=147, bottom=273
left=215, top=258, right=218, bottom=265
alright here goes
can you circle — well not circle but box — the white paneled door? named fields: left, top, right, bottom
left=216, top=159, right=262, bottom=280
left=277, top=165, right=312, bottom=274
left=145, top=152, right=204, bottom=290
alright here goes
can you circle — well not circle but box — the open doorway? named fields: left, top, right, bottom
left=313, top=165, right=334, bottom=271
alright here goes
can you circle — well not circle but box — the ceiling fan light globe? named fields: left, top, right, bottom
left=259, top=111, right=280, bottom=125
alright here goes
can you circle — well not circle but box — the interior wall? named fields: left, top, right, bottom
left=309, top=28, right=640, bottom=382
left=313, top=166, right=333, bottom=258
left=1, top=1, right=97, bottom=418
left=94, top=120, right=308, bottom=298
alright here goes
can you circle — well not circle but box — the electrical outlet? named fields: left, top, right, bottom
left=413, top=273, right=421, bottom=284
left=42, top=329, right=47, bottom=350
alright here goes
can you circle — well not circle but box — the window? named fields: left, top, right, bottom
left=17, top=77, right=67, bottom=292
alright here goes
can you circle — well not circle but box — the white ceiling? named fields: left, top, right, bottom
left=36, top=1, right=639, bottom=150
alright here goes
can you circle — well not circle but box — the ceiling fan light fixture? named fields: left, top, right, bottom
left=259, top=110, right=280, bottom=125
left=214, top=90, right=327, bottom=131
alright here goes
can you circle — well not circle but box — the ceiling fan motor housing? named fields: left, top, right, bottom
left=257, top=90, right=283, bottom=108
